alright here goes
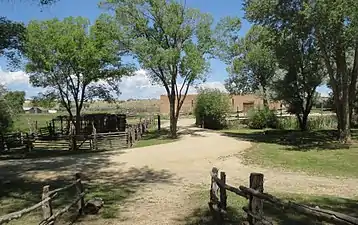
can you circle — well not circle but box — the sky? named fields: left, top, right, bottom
left=0, top=0, right=330, bottom=99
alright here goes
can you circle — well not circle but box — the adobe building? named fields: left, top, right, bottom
left=159, top=94, right=281, bottom=115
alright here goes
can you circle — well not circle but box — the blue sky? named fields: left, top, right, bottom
left=0, top=0, right=329, bottom=99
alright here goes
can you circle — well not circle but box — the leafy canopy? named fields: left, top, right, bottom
left=24, top=16, right=132, bottom=119
left=217, top=24, right=277, bottom=99
left=100, top=0, right=215, bottom=136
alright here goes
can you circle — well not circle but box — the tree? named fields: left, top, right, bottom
left=244, top=0, right=358, bottom=142
left=0, top=86, right=14, bottom=134
left=31, top=92, right=57, bottom=109
left=24, top=17, right=132, bottom=149
left=194, top=88, right=230, bottom=130
left=216, top=22, right=277, bottom=106
left=3, top=91, right=25, bottom=114
left=100, top=0, right=214, bottom=138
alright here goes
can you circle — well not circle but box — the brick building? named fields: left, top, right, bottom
left=159, top=94, right=281, bottom=115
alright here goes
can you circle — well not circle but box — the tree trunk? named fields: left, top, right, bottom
left=169, top=94, right=178, bottom=138
left=296, top=114, right=308, bottom=131
left=261, top=85, right=268, bottom=108
left=72, top=111, right=81, bottom=151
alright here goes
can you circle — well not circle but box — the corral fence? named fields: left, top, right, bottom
left=0, top=173, right=86, bottom=225
left=209, top=167, right=358, bottom=225
left=0, top=116, right=158, bottom=153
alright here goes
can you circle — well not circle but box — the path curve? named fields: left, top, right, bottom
left=0, top=118, right=357, bottom=225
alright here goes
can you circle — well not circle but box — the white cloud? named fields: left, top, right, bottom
left=0, top=67, right=331, bottom=100
left=117, top=69, right=227, bottom=99
left=0, top=67, right=29, bottom=86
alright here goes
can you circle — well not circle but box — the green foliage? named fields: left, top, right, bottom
left=0, top=99, right=13, bottom=134
left=0, top=17, right=25, bottom=68
left=278, top=116, right=337, bottom=131
left=194, top=88, right=230, bottom=130
left=247, top=107, right=278, bottom=129
left=100, top=0, right=215, bottom=137
left=24, top=16, right=132, bottom=133
left=217, top=24, right=277, bottom=103
left=3, top=91, right=25, bottom=114
left=243, top=0, right=358, bottom=141
left=31, top=92, right=57, bottom=109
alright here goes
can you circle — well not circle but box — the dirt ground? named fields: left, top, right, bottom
left=1, top=118, right=357, bottom=225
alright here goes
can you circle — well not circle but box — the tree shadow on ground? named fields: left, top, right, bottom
left=221, top=129, right=358, bottom=151
left=179, top=192, right=358, bottom=225
left=0, top=150, right=175, bottom=224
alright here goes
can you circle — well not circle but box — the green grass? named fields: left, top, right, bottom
left=134, top=129, right=177, bottom=148
left=221, top=129, right=358, bottom=177
left=11, top=113, right=59, bottom=133
left=180, top=188, right=358, bottom=225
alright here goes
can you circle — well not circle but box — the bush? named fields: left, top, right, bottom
left=247, top=107, right=278, bottom=129
left=194, top=88, right=231, bottom=130
left=277, top=115, right=337, bottom=130
left=0, top=99, right=13, bottom=134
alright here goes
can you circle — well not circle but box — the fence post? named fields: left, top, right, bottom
left=127, top=127, right=131, bottom=148
left=42, top=185, right=53, bottom=221
left=157, top=115, right=161, bottom=131
left=92, top=123, right=97, bottom=151
left=248, top=173, right=264, bottom=225
left=219, top=172, right=227, bottom=211
left=75, top=173, right=85, bottom=215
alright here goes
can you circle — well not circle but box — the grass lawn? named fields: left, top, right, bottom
left=133, top=129, right=177, bottom=148
left=12, top=113, right=59, bottom=133
left=181, top=188, right=358, bottom=225
left=221, top=129, right=358, bottom=177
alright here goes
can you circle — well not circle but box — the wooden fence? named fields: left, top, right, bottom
left=209, top=167, right=358, bottom=225
left=0, top=173, right=86, bottom=225
left=0, top=117, right=157, bottom=153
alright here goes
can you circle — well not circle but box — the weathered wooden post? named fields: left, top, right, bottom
left=75, top=173, right=85, bottom=215
left=127, top=127, right=131, bottom=148
left=248, top=173, right=264, bottom=225
left=92, top=123, right=97, bottom=151
left=157, top=115, right=161, bottom=131
left=52, top=119, right=55, bottom=134
left=220, top=171, right=227, bottom=211
left=42, top=185, right=53, bottom=221
left=60, top=117, right=64, bottom=135
left=35, top=121, right=38, bottom=132
left=209, top=167, right=219, bottom=208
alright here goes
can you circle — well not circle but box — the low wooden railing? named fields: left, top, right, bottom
left=209, top=167, right=358, bottom=225
left=0, top=173, right=86, bottom=225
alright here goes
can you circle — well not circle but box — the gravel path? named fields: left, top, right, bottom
left=1, top=118, right=357, bottom=225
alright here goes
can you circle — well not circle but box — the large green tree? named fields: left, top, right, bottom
left=24, top=16, right=132, bottom=149
left=216, top=23, right=277, bottom=106
left=3, top=90, right=25, bottom=114
left=244, top=0, right=358, bottom=142
left=100, top=0, right=214, bottom=138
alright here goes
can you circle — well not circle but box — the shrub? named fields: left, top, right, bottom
left=247, top=107, right=278, bottom=129
left=0, top=99, right=13, bottom=134
left=278, top=115, right=337, bottom=130
left=194, top=88, right=231, bottom=130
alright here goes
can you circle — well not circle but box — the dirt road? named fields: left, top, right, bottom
left=1, top=118, right=357, bottom=225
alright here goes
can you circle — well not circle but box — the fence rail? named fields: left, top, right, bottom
left=0, top=116, right=157, bottom=153
left=209, top=167, right=358, bottom=225
left=0, top=173, right=86, bottom=225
